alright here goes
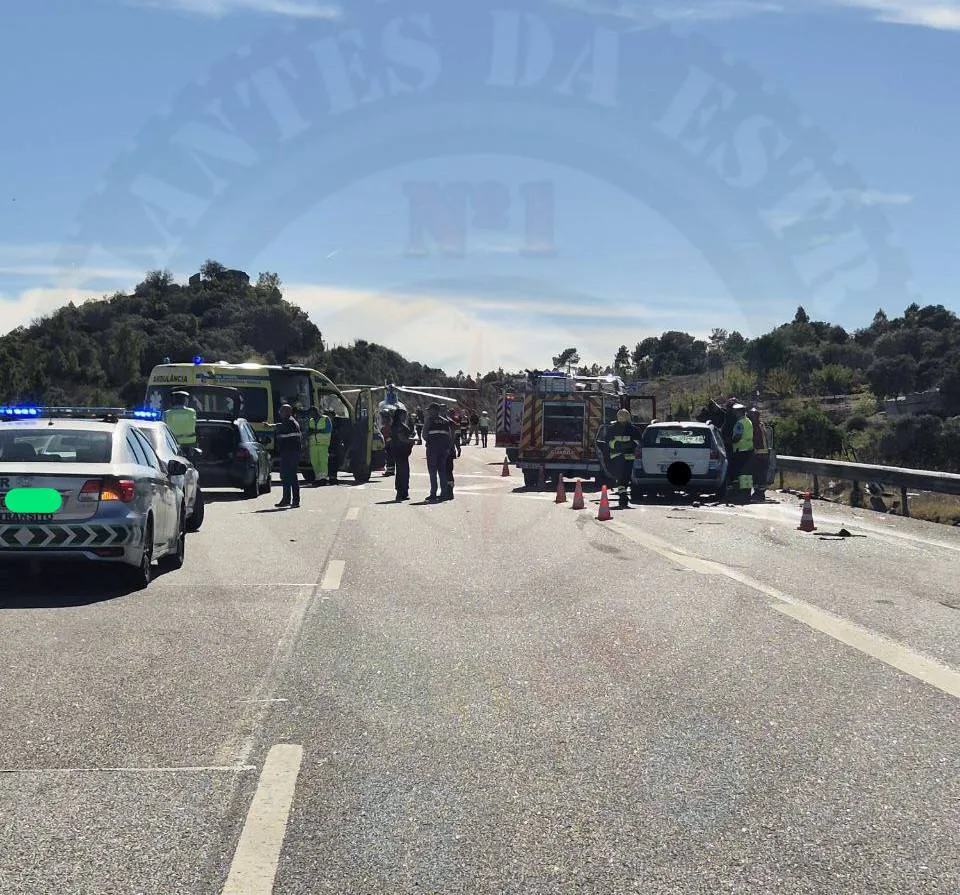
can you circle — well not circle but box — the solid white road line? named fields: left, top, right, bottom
left=0, top=766, right=256, bottom=774
left=603, top=518, right=960, bottom=700
left=221, top=744, right=304, bottom=895
left=320, top=560, right=345, bottom=591
left=345, top=507, right=360, bottom=520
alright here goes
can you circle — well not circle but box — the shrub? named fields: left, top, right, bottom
left=845, top=414, right=869, bottom=432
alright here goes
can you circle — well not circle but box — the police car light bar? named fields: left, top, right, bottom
left=0, top=405, right=158, bottom=421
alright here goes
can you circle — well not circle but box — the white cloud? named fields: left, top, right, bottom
left=830, top=0, right=960, bottom=30
left=132, top=0, right=341, bottom=18
left=845, top=188, right=914, bottom=206
left=557, top=0, right=960, bottom=29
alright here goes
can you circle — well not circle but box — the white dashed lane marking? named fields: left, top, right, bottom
left=603, top=519, right=960, bottom=700
left=320, top=560, right=345, bottom=591
left=221, top=744, right=304, bottom=895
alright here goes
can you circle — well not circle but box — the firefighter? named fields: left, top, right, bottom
left=390, top=407, right=412, bottom=501
left=728, top=404, right=754, bottom=502
left=164, top=391, right=197, bottom=452
left=307, top=405, right=332, bottom=486
left=424, top=403, right=454, bottom=502
left=607, top=408, right=643, bottom=509
left=747, top=406, right=767, bottom=501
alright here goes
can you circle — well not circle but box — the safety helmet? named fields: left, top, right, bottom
left=171, top=390, right=189, bottom=399
left=616, top=408, right=630, bottom=423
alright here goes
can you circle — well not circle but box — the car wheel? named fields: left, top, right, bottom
left=716, top=481, right=728, bottom=501
left=259, top=467, right=272, bottom=494
left=243, top=474, right=259, bottom=499
left=126, top=520, right=153, bottom=590
left=160, top=509, right=186, bottom=571
left=630, top=485, right=642, bottom=503
left=186, top=489, right=204, bottom=531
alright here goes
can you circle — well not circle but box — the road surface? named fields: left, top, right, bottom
left=1, top=444, right=958, bottom=894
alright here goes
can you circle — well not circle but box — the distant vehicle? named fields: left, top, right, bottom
left=0, top=406, right=187, bottom=588
left=629, top=421, right=728, bottom=501
left=133, top=419, right=205, bottom=531
left=509, top=371, right=656, bottom=488
left=494, top=381, right=524, bottom=462
left=144, top=359, right=380, bottom=483
left=194, top=417, right=272, bottom=498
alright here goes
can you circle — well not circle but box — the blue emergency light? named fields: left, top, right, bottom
left=0, top=405, right=40, bottom=417
left=193, top=356, right=204, bottom=365
left=131, top=408, right=163, bottom=420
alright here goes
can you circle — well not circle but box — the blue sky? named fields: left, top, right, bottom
left=2, top=0, right=959, bottom=373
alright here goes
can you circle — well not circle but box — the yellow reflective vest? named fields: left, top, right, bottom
left=164, top=406, right=197, bottom=446
left=732, top=416, right=754, bottom=452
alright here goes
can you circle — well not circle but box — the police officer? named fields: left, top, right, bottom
left=424, top=403, right=454, bottom=502
left=607, top=408, right=643, bottom=509
left=728, top=403, right=755, bottom=502
left=269, top=404, right=302, bottom=508
left=307, top=405, right=332, bottom=486
left=164, top=391, right=197, bottom=453
left=478, top=410, right=490, bottom=447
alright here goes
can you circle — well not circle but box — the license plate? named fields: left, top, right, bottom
left=0, top=513, right=55, bottom=522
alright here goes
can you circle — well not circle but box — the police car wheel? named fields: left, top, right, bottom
left=125, top=521, right=152, bottom=590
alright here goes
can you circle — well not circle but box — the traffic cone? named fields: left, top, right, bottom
left=798, top=491, right=816, bottom=532
left=501, top=457, right=510, bottom=477
left=597, top=485, right=612, bottom=521
left=556, top=476, right=567, bottom=503
left=572, top=479, right=585, bottom=510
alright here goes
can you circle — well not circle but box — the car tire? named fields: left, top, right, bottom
left=630, top=485, right=642, bottom=503
left=259, top=468, right=272, bottom=494
left=716, top=481, right=728, bottom=501
left=126, top=519, right=153, bottom=590
left=160, top=509, right=186, bottom=571
left=522, top=469, right=538, bottom=488
left=243, top=475, right=259, bottom=499
left=186, top=489, right=204, bottom=531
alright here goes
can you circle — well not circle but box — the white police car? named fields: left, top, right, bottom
left=0, top=406, right=187, bottom=588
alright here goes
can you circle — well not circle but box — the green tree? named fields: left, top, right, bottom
left=810, top=364, right=855, bottom=396
left=775, top=407, right=844, bottom=458
left=613, top=345, right=631, bottom=376
left=552, top=347, right=580, bottom=372
left=866, top=355, right=918, bottom=399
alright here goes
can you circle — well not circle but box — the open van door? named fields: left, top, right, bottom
left=350, top=388, right=376, bottom=483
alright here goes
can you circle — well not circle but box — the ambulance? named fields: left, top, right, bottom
left=144, top=359, right=384, bottom=483
left=505, top=371, right=656, bottom=488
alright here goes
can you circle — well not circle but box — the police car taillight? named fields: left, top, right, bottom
left=84, top=478, right=136, bottom=502
left=101, top=478, right=136, bottom=502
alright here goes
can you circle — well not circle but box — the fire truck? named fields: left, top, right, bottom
left=497, top=372, right=656, bottom=488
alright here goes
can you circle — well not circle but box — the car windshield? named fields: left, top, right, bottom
left=643, top=427, right=710, bottom=448
left=0, top=429, right=113, bottom=463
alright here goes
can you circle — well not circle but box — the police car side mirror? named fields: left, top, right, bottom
left=167, top=459, right=187, bottom=476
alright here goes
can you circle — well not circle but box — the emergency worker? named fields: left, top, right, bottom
left=424, top=403, right=454, bottom=502
left=390, top=408, right=412, bottom=501
left=470, top=411, right=480, bottom=444
left=747, top=406, right=767, bottom=501
left=164, top=391, right=197, bottom=451
left=381, top=410, right=395, bottom=477
left=307, top=405, right=332, bottom=485
left=728, top=404, right=755, bottom=501
left=269, top=404, right=302, bottom=508
left=607, top=408, right=643, bottom=508
left=478, top=410, right=490, bottom=447
left=411, top=407, right=423, bottom=444
left=459, top=412, right=469, bottom=448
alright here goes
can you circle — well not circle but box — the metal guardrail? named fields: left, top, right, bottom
left=776, top=455, right=960, bottom=516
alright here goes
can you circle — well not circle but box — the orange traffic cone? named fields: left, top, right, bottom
left=556, top=476, right=567, bottom=503
left=597, top=485, right=612, bottom=521
left=571, top=479, right=585, bottom=510
left=798, top=491, right=816, bottom=532
left=501, top=457, right=510, bottom=477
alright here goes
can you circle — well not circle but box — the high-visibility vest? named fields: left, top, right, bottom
left=608, top=424, right=638, bottom=460
left=479, top=416, right=490, bottom=429
left=733, top=416, right=754, bottom=452
left=164, top=406, right=197, bottom=445
left=309, top=416, right=333, bottom=438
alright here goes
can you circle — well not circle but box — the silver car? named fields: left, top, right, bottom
left=134, top=420, right=205, bottom=531
left=0, top=407, right=187, bottom=588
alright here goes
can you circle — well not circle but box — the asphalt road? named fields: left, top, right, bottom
left=1, top=444, right=958, bottom=894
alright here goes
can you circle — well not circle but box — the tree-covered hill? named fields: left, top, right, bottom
left=0, top=261, right=468, bottom=406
